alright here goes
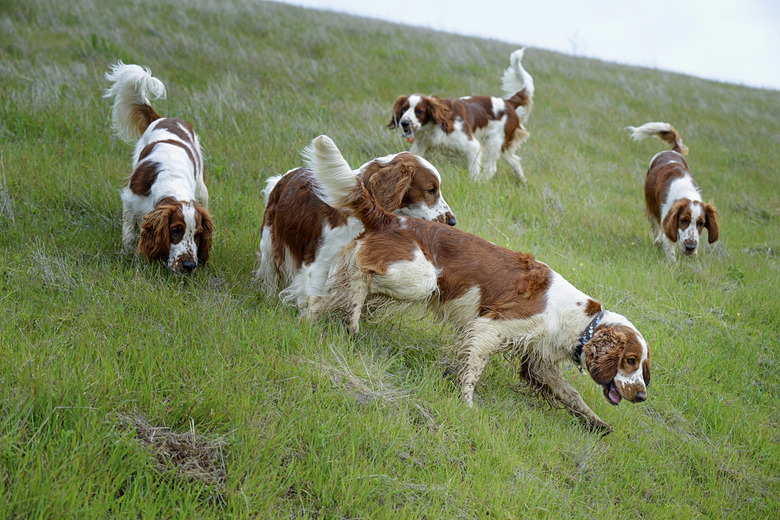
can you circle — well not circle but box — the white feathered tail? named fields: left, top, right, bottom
left=626, top=121, right=688, bottom=156
left=104, top=61, right=166, bottom=144
left=501, top=48, right=534, bottom=123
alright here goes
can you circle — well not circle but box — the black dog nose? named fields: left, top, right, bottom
left=447, top=216, right=457, bottom=226
left=635, top=391, right=647, bottom=402
left=182, top=260, right=197, bottom=273
left=401, top=120, right=410, bottom=129
left=684, top=242, right=697, bottom=253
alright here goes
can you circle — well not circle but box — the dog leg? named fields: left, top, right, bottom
left=456, top=323, right=503, bottom=406
left=465, top=142, right=484, bottom=181
left=501, top=152, right=527, bottom=184
left=121, top=207, right=137, bottom=255
left=661, top=235, right=678, bottom=261
left=533, top=368, right=612, bottom=433
left=410, top=141, right=427, bottom=157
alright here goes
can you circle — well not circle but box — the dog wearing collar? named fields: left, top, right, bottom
left=296, top=135, right=651, bottom=433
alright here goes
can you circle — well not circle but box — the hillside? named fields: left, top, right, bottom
left=1, top=0, right=779, bottom=517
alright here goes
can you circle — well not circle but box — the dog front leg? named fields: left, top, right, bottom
left=121, top=207, right=137, bottom=255
left=533, top=369, right=612, bottom=433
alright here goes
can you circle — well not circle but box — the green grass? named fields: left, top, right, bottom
left=1, top=0, right=779, bottom=517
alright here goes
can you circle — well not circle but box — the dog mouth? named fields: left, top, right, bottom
left=602, top=381, right=622, bottom=406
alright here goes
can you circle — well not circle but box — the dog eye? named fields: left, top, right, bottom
left=626, top=358, right=636, bottom=365
left=427, top=188, right=437, bottom=195
left=171, top=228, right=182, bottom=238
left=681, top=218, right=689, bottom=226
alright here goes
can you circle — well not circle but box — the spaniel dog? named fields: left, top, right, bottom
left=298, top=136, right=651, bottom=433
left=104, top=62, right=213, bottom=273
left=388, top=48, right=534, bottom=183
left=627, top=122, right=719, bottom=260
left=255, top=151, right=456, bottom=305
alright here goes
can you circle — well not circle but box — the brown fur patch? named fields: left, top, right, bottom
left=584, top=299, right=602, bottom=316
left=129, top=160, right=160, bottom=196
left=138, top=203, right=176, bottom=262
left=262, top=168, right=349, bottom=271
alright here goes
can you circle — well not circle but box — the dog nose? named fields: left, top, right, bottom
left=447, top=215, right=457, bottom=226
left=684, top=242, right=697, bottom=253
left=182, top=260, right=197, bottom=273
left=635, top=391, right=647, bottom=402
left=401, top=120, right=410, bottom=129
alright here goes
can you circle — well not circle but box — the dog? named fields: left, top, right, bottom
left=388, top=48, right=534, bottom=183
left=627, top=122, right=719, bottom=260
left=104, top=62, right=213, bottom=273
left=298, top=135, right=651, bottom=433
left=255, top=151, right=456, bottom=305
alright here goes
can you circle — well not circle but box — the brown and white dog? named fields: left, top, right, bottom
left=627, top=122, right=719, bottom=260
left=298, top=136, right=651, bottom=433
left=388, top=48, right=533, bottom=183
left=105, top=62, right=213, bottom=273
left=255, top=151, right=456, bottom=305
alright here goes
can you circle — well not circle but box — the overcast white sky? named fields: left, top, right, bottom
left=276, top=0, right=780, bottom=91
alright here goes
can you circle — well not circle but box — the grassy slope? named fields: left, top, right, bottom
left=1, top=0, right=779, bottom=517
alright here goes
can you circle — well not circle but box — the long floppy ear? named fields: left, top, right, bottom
left=363, top=161, right=414, bottom=212
left=661, top=200, right=686, bottom=243
left=583, top=327, right=627, bottom=385
left=197, top=205, right=214, bottom=265
left=428, top=96, right=453, bottom=133
left=138, top=206, right=173, bottom=262
left=703, top=202, right=719, bottom=244
left=387, top=96, right=407, bottom=129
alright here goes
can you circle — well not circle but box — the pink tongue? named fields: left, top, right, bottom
left=609, top=384, right=622, bottom=405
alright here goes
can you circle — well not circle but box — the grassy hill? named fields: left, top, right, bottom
left=1, top=0, right=779, bottom=517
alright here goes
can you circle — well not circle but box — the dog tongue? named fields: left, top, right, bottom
left=608, top=383, right=622, bottom=405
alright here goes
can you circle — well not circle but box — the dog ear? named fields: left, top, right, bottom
left=662, top=200, right=686, bottom=243
left=428, top=96, right=453, bottom=133
left=138, top=205, right=173, bottom=262
left=703, top=203, right=719, bottom=244
left=363, top=160, right=414, bottom=212
left=642, top=355, right=651, bottom=387
left=387, top=96, right=407, bottom=129
left=583, top=327, right=626, bottom=386
left=197, top=204, right=214, bottom=265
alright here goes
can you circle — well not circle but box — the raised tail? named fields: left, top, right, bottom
left=501, top=48, right=534, bottom=122
left=301, top=135, right=390, bottom=230
left=626, top=122, right=688, bottom=156
left=103, top=61, right=166, bottom=144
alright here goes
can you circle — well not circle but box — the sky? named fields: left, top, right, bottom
left=275, top=0, right=780, bottom=91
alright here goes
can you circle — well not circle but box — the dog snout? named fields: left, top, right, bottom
left=635, top=390, right=647, bottom=402
left=400, top=120, right=410, bottom=131
left=683, top=242, right=697, bottom=254
left=181, top=260, right=197, bottom=273
left=446, top=213, right=457, bottom=226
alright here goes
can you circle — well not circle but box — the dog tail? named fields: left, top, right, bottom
left=502, top=48, right=534, bottom=122
left=301, top=135, right=391, bottom=231
left=104, top=61, right=166, bottom=144
left=626, top=122, right=688, bottom=156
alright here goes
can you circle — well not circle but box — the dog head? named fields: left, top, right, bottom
left=359, top=152, right=456, bottom=226
left=583, top=312, right=650, bottom=406
left=388, top=94, right=454, bottom=137
left=138, top=199, right=214, bottom=273
left=662, top=199, right=719, bottom=256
